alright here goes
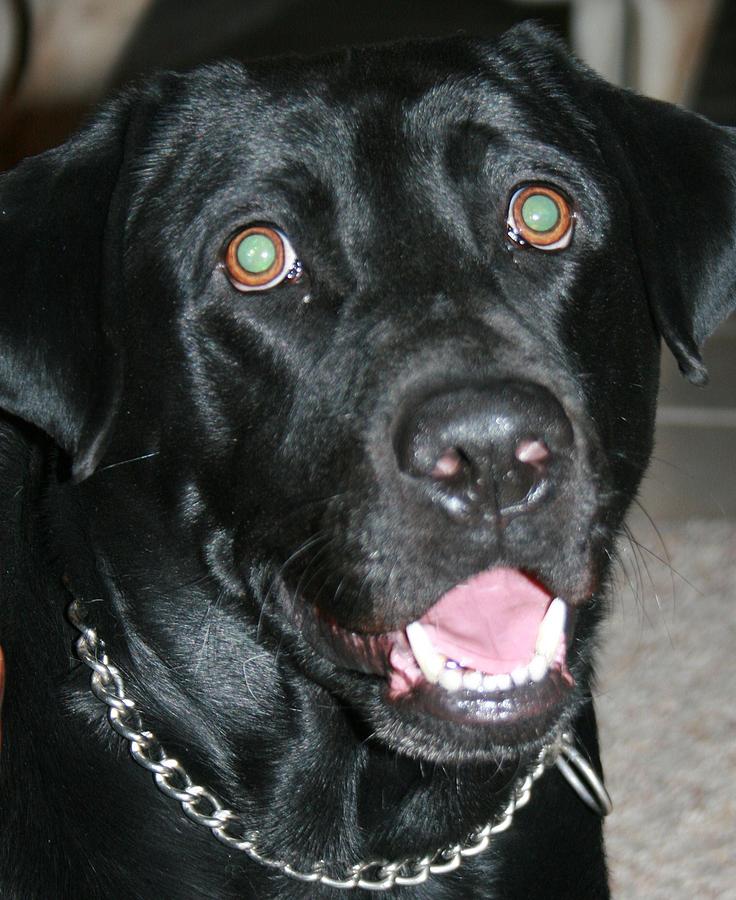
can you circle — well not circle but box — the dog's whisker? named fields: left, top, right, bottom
left=257, top=531, right=333, bottom=617
left=627, top=537, right=701, bottom=596
left=359, top=730, right=379, bottom=748
left=241, top=651, right=272, bottom=706
left=284, top=539, right=336, bottom=602
left=298, top=561, right=340, bottom=608
left=353, top=569, right=375, bottom=612
left=192, top=587, right=228, bottom=676
left=619, top=534, right=653, bottom=622
left=331, top=574, right=348, bottom=607
left=622, top=524, right=664, bottom=615
left=275, top=530, right=334, bottom=577
left=606, top=544, right=644, bottom=623
left=616, top=530, right=676, bottom=655
left=629, top=499, right=702, bottom=597
left=621, top=516, right=695, bottom=653
left=272, top=635, right=288, bottom=674
left=97, top=450, right=160, bottom=472
left=315, top=568, right=346, bottom=608
left=255, top=535, right=337, bottom=642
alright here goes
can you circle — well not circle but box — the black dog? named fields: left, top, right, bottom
left=1, top=24, right=734, bottom=898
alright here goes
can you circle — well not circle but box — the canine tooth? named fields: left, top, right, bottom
left=511, top=665, right=530, bottom=687
left=405, top=622, right=445, bottom=684
left=462, top=668, right=483, bottom=691
left=439, top=666, right=463, bottom=692
left=535, top=597, right=568, bottom=662
left=528, top=654, right=549, bottom=683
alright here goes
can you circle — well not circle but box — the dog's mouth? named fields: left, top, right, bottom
left=307, top=567, right=577, bottom=739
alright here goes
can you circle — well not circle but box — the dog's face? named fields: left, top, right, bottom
left=1, top=26, right=735, bottom=767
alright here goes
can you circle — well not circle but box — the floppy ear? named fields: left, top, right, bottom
left=0, top=97, right=133, bottom=480
left=512, top=22, right=736, bottom=384
left=586, top=83, right=736, bottom=384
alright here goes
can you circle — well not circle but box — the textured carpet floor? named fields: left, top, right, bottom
left=597, top=519, right=736, bottom=899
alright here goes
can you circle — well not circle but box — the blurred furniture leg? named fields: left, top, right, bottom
left=0, top=0, right=30, bottom=108
left=511, top=0, right=721, bottom=103
left=632, top=0, right=721, bottom=104
left=570, top=0, right=627, bottom=86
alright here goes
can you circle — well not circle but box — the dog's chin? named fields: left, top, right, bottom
left=357, top=677, right=584, bottom=765
left=285, top=567, right=588, bottom=764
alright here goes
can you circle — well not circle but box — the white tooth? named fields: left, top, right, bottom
left=496, top=673, right=513, bottom=691
left=405, top=622, right=445, bottom=684
left=535, top=597, right=568, bottom=662
left=528, top=654, right=549, bottom=683
left=463, top=668, right=483, bottom=691
left=484, top=673, right=512, bottom=692
left=439, top=666, right=463, bottom=692
left=511, top=665, right=530, bottom=687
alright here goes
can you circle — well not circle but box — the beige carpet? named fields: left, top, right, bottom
left=597, top=519, right=736, bottom=900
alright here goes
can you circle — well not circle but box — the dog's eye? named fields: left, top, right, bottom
left=506, top=185, right=574, bottom=251
left=224, top=225, right=298, bottom=291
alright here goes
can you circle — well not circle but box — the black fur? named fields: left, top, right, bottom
left=1, top=25, right=735, bottom=898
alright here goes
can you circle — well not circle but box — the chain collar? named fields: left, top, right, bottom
left=66, top=596, right=610, bottom=891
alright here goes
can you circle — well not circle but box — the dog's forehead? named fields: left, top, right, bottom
left=148, top=36, right=597, bottom=194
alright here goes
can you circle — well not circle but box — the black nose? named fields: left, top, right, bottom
left=393, top=380, right=574, bottom=522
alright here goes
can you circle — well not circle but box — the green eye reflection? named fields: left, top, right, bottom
left=236, top=232, right=278, bottom=274
left=225, top=224, right=298, bottom=291
left=508, top=185, right=574, bottom=250
left=520, top=193, right=560, bottom=234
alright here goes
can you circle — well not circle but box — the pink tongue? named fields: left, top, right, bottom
left=419, top=568, right=552, bottom=674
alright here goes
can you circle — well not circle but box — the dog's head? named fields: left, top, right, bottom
left=2, top=25, right=735, bottom=765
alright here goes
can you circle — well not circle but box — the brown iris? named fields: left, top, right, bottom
left=509, top=186, right=573, bottom=249
left=225, top=225, right=287, bottom=288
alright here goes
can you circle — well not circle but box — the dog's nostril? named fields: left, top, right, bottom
left=498, top=450, right=547, bottom=512
left=515, top=439, right=551, bottom=468
left=430, top=447, right=466, bottom=480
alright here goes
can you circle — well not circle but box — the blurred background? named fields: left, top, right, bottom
left=1, top=3, right=734, bottom=898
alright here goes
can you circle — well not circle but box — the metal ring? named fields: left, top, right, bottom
left=555, top=743, right=613, bottom=817
left=459, top=833, right=489, bottom=857
left=428, top=846, right=462, bottom=875
left=394, top=862, right=431, bottom=886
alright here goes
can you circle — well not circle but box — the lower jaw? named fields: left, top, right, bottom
left=385, top=666, right=574, bottom=746
left=308, top=630, right=578, bottom=752
left=284, top=588, right=579, bottom=750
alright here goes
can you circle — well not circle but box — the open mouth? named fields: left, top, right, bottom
left=310, top=567, right=577, bottom=739
left=394, top=569, right=570, bottom=693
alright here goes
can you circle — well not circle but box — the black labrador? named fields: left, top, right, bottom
left=1, top=24, right=734, bottom=899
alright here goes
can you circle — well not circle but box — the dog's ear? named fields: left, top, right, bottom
left=508, top=23, right=736, bottom=384
left=0, top=95, right=136, bottom=480
left=591, top=87, right=736, bottom=384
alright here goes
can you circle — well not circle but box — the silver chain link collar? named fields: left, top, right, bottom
left=66, top=597, right=611, bottom=892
